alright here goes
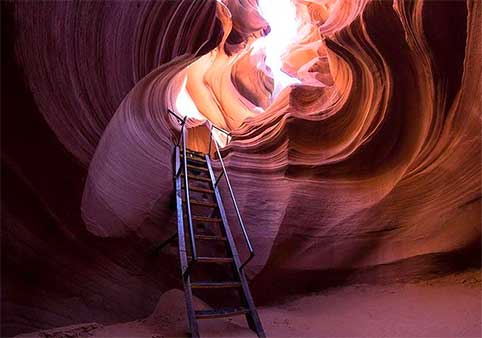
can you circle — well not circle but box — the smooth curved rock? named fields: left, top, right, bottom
left=2, top=0, right=481, bottom=336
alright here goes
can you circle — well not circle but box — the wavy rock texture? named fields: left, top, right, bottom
left=2, top=0, right=481, bottom=336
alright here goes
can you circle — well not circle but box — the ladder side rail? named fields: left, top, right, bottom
left=209, top=126, right=254, bottom=270
left=174, top=145, right=200, bottom=337
left=181, top=120, right=198, bottom=270
left=168, top=108, right=184, bottom=123
left=208, top=126, right=213, bottom=155
left=205, top=154, right=266, bottom=338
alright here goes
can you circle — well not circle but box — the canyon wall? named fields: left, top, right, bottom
left=2, top=0, right=480, bottom=336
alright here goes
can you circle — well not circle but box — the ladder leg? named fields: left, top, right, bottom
left=175, top=145, right=200, bottom=338
left=246, top=313, right=256, bottom=331
left=182, top=274, right=200, bottom=338
left=245, top=310, right=266, bottom=338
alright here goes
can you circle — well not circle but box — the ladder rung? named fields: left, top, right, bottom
left=181, top=173, right=211, bottom=182
left=181, top=154, right=207, bottom=163
left=191, top=216, right=222, bottom=223
left=188, top=256, right=233, bottom=264
left=183, top=199, right=217, bottom=208
left=195, top=307, right=249, bottom=319
left=182, top=185, right=214, bottom=194
left=191, top=281, right=241, bottom=289
left=187, top=164, right=208, bottom=172
left=195, top=234, right=226, bottom=241
left=186, top=149, right=206, bottom=157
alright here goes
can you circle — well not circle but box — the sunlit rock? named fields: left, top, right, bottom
left=3, top=0, right=481, bottom=335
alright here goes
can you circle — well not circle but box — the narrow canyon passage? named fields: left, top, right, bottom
left=16, top=271, right=482, bottom=338
left=2, top=0, right=481, bottom=337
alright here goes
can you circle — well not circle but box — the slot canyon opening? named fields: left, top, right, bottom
left=2, top=0, right=481, bottom=337
left=173, top=0, right=337, bottom=142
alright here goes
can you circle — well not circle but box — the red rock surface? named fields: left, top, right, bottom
left=17, top=271, right=482, bottom=338
left=2, top=0, right=481, bottom=336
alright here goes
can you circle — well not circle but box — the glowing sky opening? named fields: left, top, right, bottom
left=175, top=0, right=302, bottom=122
left=253, top=0, right=301, bottom=99
left=175, top=72, right=205, bottom=120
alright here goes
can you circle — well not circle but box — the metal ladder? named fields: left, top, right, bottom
left=168, top=109, right=265, bottom=338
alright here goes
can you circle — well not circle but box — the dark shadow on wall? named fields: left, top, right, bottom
left=0, top=3, right=179, bottom=337
left=251, top=237, right=481, bottom=305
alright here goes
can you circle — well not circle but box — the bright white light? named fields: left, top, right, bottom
left=253, top=0, right=300, bottom=98
left=175, top=73, right=205, bottom=120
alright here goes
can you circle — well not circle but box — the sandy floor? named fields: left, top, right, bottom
left=18, top=270, right=481, bottom=338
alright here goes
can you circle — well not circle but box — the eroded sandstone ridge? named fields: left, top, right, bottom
left=3, top=0, right=481, bottom=336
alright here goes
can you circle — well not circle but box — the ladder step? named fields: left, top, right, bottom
left=181, top=156, right=206, bottom=163
left=183, top=198, right=217, bottom=208
left=182, top=185, right=214, bottom=194
left=187, top=164, right=208, bottom=172
left=186, top=149, right=206, bottom=157
left=194, top=234, right=227, bottom=241
left=195, top=307, right=249, bottom=319
left=181, top=173, right=211, bottom=182
left=191, top=281, right=242, bottom=289
left=181, top=156, right=207, bottom=164
left=191, top=216, right=222, bottom=223
left=188, top=256, right=233, bottom=264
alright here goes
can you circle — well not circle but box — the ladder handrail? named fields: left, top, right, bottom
left=208, top=124, right=254, bottom=270
left=168, top=109, right=197, bottom=269
left=168, top=108, right=184, bottom=123
left=168, top=109, right=186, bottom=147
left=212, top=124, right=231, bottom=136
left=182, top=124, right=197, bottom=267
left=168, top=108, right=254, bottom=270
